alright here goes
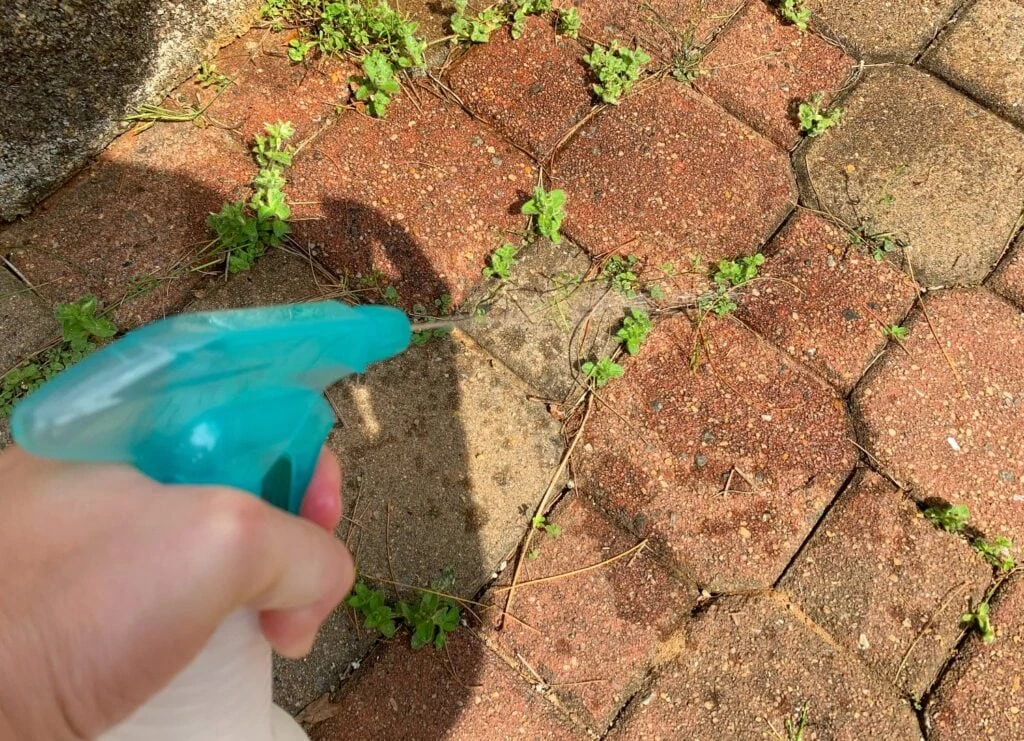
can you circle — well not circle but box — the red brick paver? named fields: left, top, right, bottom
left=738, top=210, right=919, bottom=394
left=697, top=0, right=856, bottom=149
left=929, top=573, right=1023, bottom=739
left=287, top=88, right=537, bottom=308
left=309, top=632, right=580, bottom=740
left=607, top=592, right=922, bottom=739
left=448, top=18, right=592, bottom=159
left=482, top=495, right=691, bottom=732
left=854, top=289, right=1024, bottom=545
left=780, top=469, right=993, bottom=697
left=0, top=122, right=253, bottom=328
left=555, top=80, right=795, bottom=273
left=576, top=314, right=857, bottom=590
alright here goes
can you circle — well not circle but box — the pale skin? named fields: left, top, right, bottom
left=0, top=445, right=355, bottom=740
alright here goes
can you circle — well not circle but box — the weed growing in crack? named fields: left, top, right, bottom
left=353, top=48, right=401, bottom=117
left=923, top=502, right=970, bottom=533
left=510, top=0, right=551, bottom=39
left=1, top=296, right=118, bottom=417
left=195, top=61, right=231, bottom=89
left=531, top=513, right=562, bottom=538
left=974, top=536, right=1016, bottom=572
left=778, top=0, right=810, bottom=30
left=483, top=243, right=520, bottom=281
left=581, top=357, right=624, bottom=387
left=522, top=185, right=567, bottom=243
left=670, top=29, right=702, bottom=84
left=698, top=253, right=765, bottom=317
left=450, top=0, right=507, bottom=42
left=603, top=254, right=641, bottom=298
left=962, top=600, right=996, bottom=643
left=556, top=6, right=581, bottom=37
left=882, top=324, right=907, bottom=342
left=583, top=41, right=651, bottom=104
left=798, top=93, right=842, bottom=137
left=346, top=569, right=462, bottom=649
left=207, top=121, right=295, bottom=273
left=411, top=294, right=453, bottom=346
left=616, top=308, right=653, bottom=355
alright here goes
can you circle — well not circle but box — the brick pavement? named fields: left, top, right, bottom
left=3, top=1, right=1024, bottom=738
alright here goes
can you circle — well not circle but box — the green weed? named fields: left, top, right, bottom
left=698, top=253, right=765, bottom=317
left=1, top=296, right=118, bottom=418
left=124, top=103, right=205, bottom=132
left=603, top=254, right=640, bottom=298
left=785, top=705, right=809, bottom=741
left=882, top=324, right=907, bottom=342
left=924, top=502, right=969, bottom=533
left=195, top=61, right=231, bottom=89
left=346, top=582, right=399, bottom=637
left=521, top=185, right=567, bottom=243
left=616, top=308, right=653, bottom=356
left=798, top=93, right=842, bottom=137
left=531, top=513, right=562, bottom=537
left=973, top=536, right=1015, bottom=572
left=511, top=0, right=551, bottom=39
left=583, top=41, right=650, bottom=104
left=556, top=7, right=581, bottom=37
left=670, top=29, right=702, bottom=84
left=582, top=357, right=624, bottom=387
left=353, top=48, right=401, bottom=117
left=849, top=229, right=904, bottom=262
left=961, top=600, right=996, bottom=643
left=411, top=294, right=453, bottom=345
left=208, top=121, right=295, bottom=273
left=347, top=570, right=462, bottom=649
left=483, top=243, right=519, bottom=280
left=778, top=0, right=810, bottom=30
left=450, top=0, right=507, bottom=42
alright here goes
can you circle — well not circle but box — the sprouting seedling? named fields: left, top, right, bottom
left=521, top=185, right=567, bottom=243
left=531, top=513, right=562, bottom=537
left=483, top=243, right=519, bottom=280
left=616, top=309, right=653, bottom=355
left=450, top=0, right=506, bottom=43
left=581, top=357, right=624, bottom=387
left=510, top=0, right=551, bottom=39
left=346, top=582, right=398, bottom=637
left=798, top=93, right=842, bottom=137
left=670, top=29, right=702, bottom=84
left=195, top=61, right=230, bottom=89
left=973, top=536, right=1015, bottom=572
left=556, top=7, right=581, bottom=37
left=583, top=41, right=651, bottom=104
left=882, top=324, right=907, bottom=342
left=698, top=253, right=765, bottom=317
left=603, top=254, right=641, bottom=298
left=961, top=600, right=996, bottom=643
left=785, top=704, right=809, bottom=741
left=778, top=0, right=810, bottom=30
left=923, top=502, right=970, bottom=533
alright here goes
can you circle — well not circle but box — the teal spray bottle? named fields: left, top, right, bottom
left=11, top=300, right=420, bottom=741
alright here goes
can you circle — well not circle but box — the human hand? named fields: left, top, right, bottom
left=0, top=445, right=354, bottom=740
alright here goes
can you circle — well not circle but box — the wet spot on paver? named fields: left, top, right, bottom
left=853, top=288, right=1024, bottom=545
left=555, top=79, right=795, bottom=275
left=482, top=495, right=693, bottom=732
left=576, top=314, right=857, bottom=590
left=607, top=592, right=922, bottom=739
left=802, top=66, right=1024, bottom=287
left=780, top=469, right=992, bottom=697
left=810, top=0, right=962, bottom=61
left=698, top=0, right=856, bottom=150
left=924, top=0, right=1024, bottom=130
left=738, top=209, right=918, bottom=394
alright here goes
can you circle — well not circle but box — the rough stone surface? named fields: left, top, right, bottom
left=186, top=248, right=330, bottom=311
left=310, top=632, right=580, bottom=740
left=780, top=469, right=993, bottom=697
left=555, top=80, right=796, bottom=276
left=0, top=121, right=253, bottom=329
left=576, top=314, right=857, bottom=590
left=924, top=0, right=1024, bottom=129
left=929, top=573, right=1024, bottom=740
left=989, top=233, right=1024, bottom=309
left=809, top=0, right=962, bottom=61
left=698, top=0, right=856, bottom=150
left=738, top=210, right=919, bottom=394
left=802, top=66, right=1024, bottom=287
left=608, top=592, right=922, bottom=739
left=554, top=0, right=746, bottom=55
left=0, top=419, right=10, bottom=450
left=853, top=289, right=1024, bottom=545
left=287, top=88, right=537, bottom=309
left=462, top=238, right=631, bottom=400
left=448, top=18, right=592, bottom=158
left=0, top=269, right=59, bottom=371
left=482, top=495, right=692, bottom=732
left=1, top=0, right=259, bottom=219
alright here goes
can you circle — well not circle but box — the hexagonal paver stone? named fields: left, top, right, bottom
left=929, top=573, right=1024, bottom=740
left=287, top=87, right=537, bottom=309
left=0, top=269, right=58, bottom=371
left=309, top=632, right=581, bottom=740
left=924, top=0, right=1024, bottom=129
left=737, top=210, right=919, bottom=394
left=607, top=592, right=922, bottom=739
left=780, top=469, right=993, bottom=698
left=853, top=289, right=1024, bottom=545
left=481, top=495, right=693, bottom=732
left=448, top=17, right=593, bottom=159
left=0, top=121, right=254, bottom=329
left=697, top=0, right=856, bottom=150
left=575, top=314, right=857, bottom=590
left=802, top=66, right=1024, bottom=287
left=989, top=233, right=1024, bottom=309
left=554, top=0, right=745, bottom=56
left=555, top=80, right=795, bottom=273
left=809, top=0, right=962, bottom=61
left=462, top=238, right=631, bottom=400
